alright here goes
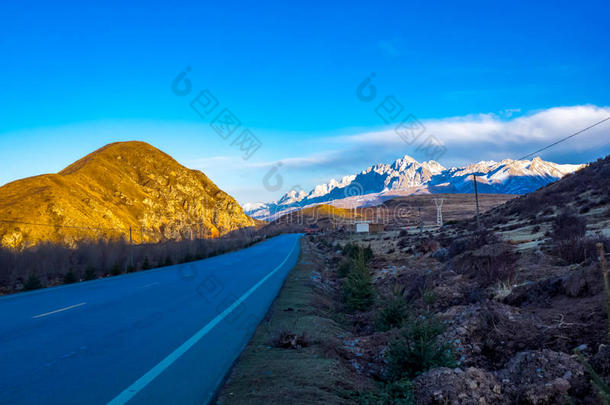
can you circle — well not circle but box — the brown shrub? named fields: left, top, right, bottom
left=555, top=236, right=610, bottom=265
left=447, top=229, right=498, bottom=259
left=551, top=209, right=586, bottom=243
left=453, top=245, right=517, bottom=287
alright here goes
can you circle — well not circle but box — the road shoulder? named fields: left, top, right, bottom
left=214, top=238, right=369, bottom=404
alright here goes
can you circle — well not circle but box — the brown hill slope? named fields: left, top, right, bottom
left=481, top=154, right=610, bottom=233
left=0, top=141, right=256, bottom=247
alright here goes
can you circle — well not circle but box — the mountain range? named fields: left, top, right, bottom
left=244, top=155, right=585, bottom=220
left=0, top=142, right=256, bottom=248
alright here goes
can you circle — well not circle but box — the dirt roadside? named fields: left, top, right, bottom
left=214, top=238, right=369, bottom=404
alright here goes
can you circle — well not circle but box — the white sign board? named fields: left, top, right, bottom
left=356, top=222, right=369, bottom=233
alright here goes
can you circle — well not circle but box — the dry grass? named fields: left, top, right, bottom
left=215, top=239, right=367, bottom=405
left=492, top=281, right=516, bottom=300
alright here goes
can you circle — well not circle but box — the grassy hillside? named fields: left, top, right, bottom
left=0, top=141, right=256, bottom=248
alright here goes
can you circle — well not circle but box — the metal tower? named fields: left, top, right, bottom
left=433, top=198, right=445, bottom=227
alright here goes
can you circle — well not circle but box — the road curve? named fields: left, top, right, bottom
left=0, top=233, right=302, bottom=405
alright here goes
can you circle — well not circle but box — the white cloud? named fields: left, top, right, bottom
left=332, top=105, right=610, bottom=161
left=235, top=104, right=610, bottom=199
left=242, top=151, right=343, bottom=169
left=188, top=105, right=610, bottom=204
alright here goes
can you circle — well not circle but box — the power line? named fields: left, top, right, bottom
left=518, top=116, right=610, bottom=161
left=0, top=219, right=124, bottom=232
left=0, top=219, right=213, bottom=234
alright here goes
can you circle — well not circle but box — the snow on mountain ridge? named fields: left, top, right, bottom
left=307, top=174, right=356, bottom=199
left=245, top=154, right=585, bottom=220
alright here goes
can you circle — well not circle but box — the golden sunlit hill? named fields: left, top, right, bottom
left=0, top=141, right=257, bottom=248
left=299, top=204, right=357, bottom=218
left=271, top=204, right=362, bottom=232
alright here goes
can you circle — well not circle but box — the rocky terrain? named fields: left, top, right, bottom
left=0, top=141, right=257, bottom=248
left=218, top=155, right=610, bottom=404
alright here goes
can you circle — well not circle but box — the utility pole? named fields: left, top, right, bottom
left=129, top=226, right=133, bottom=268
left=473, top=174, right=481, bottom=229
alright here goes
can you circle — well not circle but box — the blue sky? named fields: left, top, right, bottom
left=1, top=0, right=609, bottom=204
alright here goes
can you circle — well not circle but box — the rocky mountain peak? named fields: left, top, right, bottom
left=246, top=154, right=585, bottom=220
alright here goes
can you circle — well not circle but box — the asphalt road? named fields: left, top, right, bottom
left=0, top=233, right=302, bottom=405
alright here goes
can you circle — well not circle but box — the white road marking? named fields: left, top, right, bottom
left=32, top=302, right=87, bottom=319
left=107, top=238, right=299, bottom=405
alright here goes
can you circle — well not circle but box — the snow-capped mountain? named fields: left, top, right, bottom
left=427, top=157, right=584, bottom=194
left=246, top=155, right=584, bottom=220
